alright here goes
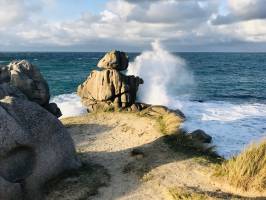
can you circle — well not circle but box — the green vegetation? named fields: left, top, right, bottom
left=214, top=139, right=266, bottom=192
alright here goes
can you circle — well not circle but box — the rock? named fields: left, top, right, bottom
left=43, top=102, right=62, bottom=118
left=189, top=129, right=212, bottom=143
left=0, top=83, right=27, bottom=100
left=97, top=50, right=129, bottom=71
left=77, top=69, right=143, bottom=112
left=0, top=65, right=10, bottom=82
left=0, top=60, right=62, bottom=117
left=0, top=95, right=80, bottom=200
left=7, top=60, right=50, bottom=105
left=0, top=177, right=22, bottom=200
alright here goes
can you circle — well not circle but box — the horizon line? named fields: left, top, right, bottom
left=1, top=51, right=266, bottom=54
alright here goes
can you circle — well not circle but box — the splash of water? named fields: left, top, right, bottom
left=51, top=93, right=87, bottom=118
left=127, top=40, right=194, bottom=107
left=127, top=41, right=266, bottom=158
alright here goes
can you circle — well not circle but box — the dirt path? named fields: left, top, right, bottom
left=61, top=112, right=265, bottom=200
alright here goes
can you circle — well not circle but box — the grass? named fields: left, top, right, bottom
left=168, top=187, right=214, bottom=200
left=156, top=114, right=222, bottom=163
left=214, top=139, right=266, bottom=192
left=156, top=113, right=183, bottom=135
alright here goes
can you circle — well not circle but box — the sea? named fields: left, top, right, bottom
left=1, top=44, right=266, bottom=158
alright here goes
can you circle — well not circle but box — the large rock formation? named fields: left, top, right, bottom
left=0, top=60, right=62, bottom=117
left=0, top=84, right=80, bottom=200
left=78, top=50, right=143, bottom=112
left=97, top=50, right=129, bottom=71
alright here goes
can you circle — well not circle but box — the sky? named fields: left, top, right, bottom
left=1, top=0, right=266, bottom=52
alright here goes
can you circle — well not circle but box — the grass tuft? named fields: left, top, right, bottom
left=168, top=187, right=213, bottom=200
left=214, top=139, right=266, bottom=192
left=164, top=131, right=222, bottom=163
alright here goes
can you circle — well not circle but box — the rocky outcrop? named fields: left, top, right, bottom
left=78, top=51, right=143, bottom=112
left=188, top=129, right=212, bottom=143
left=0, top=60, right=62, bottom=117
left=0, top=86, right=80, bottom=200
left=97, top=50, right=129, bottom=71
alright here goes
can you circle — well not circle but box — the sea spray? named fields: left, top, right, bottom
left=127, top=40, right=194, bottom=106
left=51, top=93, right=87, bottom=118
left=127, top=41, right=266, bottom=158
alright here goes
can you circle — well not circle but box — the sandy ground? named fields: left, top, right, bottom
left=60, top=112, right=266, bottom=200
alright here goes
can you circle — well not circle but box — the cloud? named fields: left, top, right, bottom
left=212, top=0, right=266, bottom=25
left=0, top=0, right=266, bottom=51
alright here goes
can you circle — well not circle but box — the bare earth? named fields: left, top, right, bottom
left=58, top=112, right=266, bottom=200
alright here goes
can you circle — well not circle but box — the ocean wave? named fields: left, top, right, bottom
left=127, top=40, right=266, bottom=158
left=50, top=93, right=87, bottom=118
left=171, top=99, right=266, bottom=158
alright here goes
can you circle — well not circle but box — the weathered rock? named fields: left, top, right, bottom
left=97, top=50, right=129, bottom=71
left=0, top=60, right=62, bottom=117
left=189, top=129, right=212, bottom=143
left=77, top=69, right=143, bottom=112
left=0, top=177, right=22, bottom=200
left=43, top=102, right=62, bottom=118
left=8, top=60, right=50, bottom=105
left=0, top=95, right=80, bottom=200
left=0, top=65, right=10, bottom=82
left=0, top=83, right=27, bottom=100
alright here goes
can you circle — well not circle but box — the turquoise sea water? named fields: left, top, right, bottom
left=0, top=52, right=265, bottom=103
left=0, top=52, right=266, bottom=157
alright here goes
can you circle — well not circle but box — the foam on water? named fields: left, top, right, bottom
left=127, top=41, right=266, bottom=158
left=51, top=93, right=87, bottom=118
left=172, top=100, right=266, bottom=158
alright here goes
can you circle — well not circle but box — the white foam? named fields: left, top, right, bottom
left=51, top=93, right=87, bottom=118
left=127, top=40, right=266, bottom=158
left=173, top=100, right=266, bottom=158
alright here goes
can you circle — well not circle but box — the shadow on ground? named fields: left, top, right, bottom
left=47, top=123, right=265, bottom=200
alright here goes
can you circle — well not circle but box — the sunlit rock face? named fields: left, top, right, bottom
left=0, top=60, right=62, bottom=117
left=77, top=50, right=143, bottom=112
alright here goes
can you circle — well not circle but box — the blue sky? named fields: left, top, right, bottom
left=0, top=0, right=266, bottom=52
left=41, top=0, right=108, bottom=20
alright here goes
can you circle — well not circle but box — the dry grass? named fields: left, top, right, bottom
left=215, top=139, right=266, bottom=192
left=156, top=115, right=221, bottom=162
left=157, top=113, right=184, bottom=135
left=168, top=187, right=214, bottom=200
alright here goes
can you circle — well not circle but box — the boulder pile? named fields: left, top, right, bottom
left=78, top=50, right=144, bottom=112
left=0, top=62, right=80, bottom=200
left=0, top=60, right=62, bottom=117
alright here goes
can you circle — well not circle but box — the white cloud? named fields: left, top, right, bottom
left=212, top=0, right=266, bottom=25
left=0, top=0, right=266, bottom=51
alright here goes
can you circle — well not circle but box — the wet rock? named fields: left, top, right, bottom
left=189, top=129, right=212, bottom=143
